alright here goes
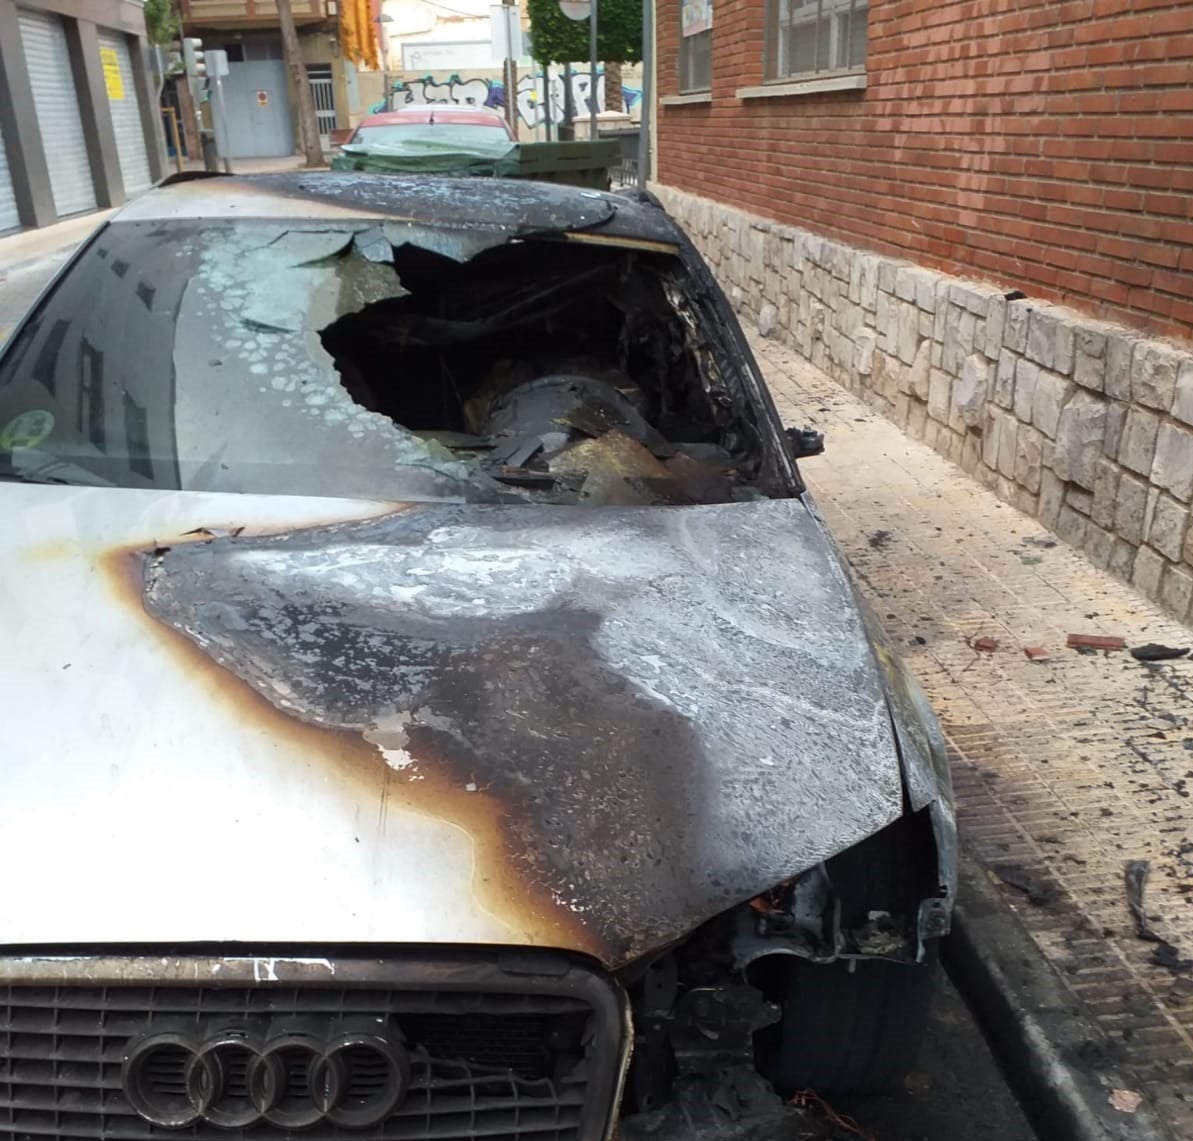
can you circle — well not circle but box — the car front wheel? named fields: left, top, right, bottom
left=764, top=942, right=939, bottom=1095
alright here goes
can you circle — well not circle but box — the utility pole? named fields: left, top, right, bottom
left=208, top=51, right=233, bottom=173
left=556, top=0, right=590, bottom=140
left=500, top=0, right=518, bottom=134
left=588, top=0, right=598, bottom=138
left=540, top=60, right=552, bottom=141
left=181, top=38, right=218, bottom=170
left=562, top=62, right=574, bottom=140
left=636, top=0, right=650, bottom=191
left=277, top=0, right=324, bottom=167
left=377, top=13, right=394, bottom=110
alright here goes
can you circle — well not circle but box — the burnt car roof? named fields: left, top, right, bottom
left=118, top=172, right=684, bottom=250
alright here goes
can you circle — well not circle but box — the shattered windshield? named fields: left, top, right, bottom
left=0, top=214, right=788, bottom=505
left=0, top=220, right=475, bottom=500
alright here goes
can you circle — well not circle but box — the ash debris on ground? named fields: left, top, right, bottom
left=1124, top=860, right=1193, bottom=974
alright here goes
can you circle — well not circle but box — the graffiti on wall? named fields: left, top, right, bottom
left=393, top=75, right=505, bottom=111
left=389, top=69, right=643, bottom=129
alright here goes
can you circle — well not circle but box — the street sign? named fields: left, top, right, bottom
left=402, top=40, right=492, bottom=72
left=489, top=4, right=524, bottom=62
left=256, top=90, right=269, bottom=107
left=559, top=0, right=591, bottom=18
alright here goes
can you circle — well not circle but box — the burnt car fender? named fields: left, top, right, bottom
left=670, top=213, right=956, bottom=955
left=801, top=493, right=957, bottom=952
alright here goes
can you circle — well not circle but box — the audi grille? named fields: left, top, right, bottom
left=0, top=952, right=625, bottom=1141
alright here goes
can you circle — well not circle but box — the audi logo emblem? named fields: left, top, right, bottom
left=122, top=1027, right=411, bottom=1130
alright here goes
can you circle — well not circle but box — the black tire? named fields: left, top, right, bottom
left=767, top=941, right=940, bottom=1096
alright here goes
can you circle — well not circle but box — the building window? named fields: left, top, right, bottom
left=766, top=0, right=868, bottom=80
left=241, top=35, right=283, bottom=62
left=679, top=1, right=712, bottom=93
left=307, top=63, right=338, bottom=136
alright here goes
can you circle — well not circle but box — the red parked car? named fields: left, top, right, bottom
left=345, top=105, right=518, bottom=149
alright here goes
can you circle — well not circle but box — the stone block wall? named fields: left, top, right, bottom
left=657, top=185, right=1193, bottom=624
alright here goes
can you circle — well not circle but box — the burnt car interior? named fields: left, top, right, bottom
left=320, top=239, right=786, bottom=506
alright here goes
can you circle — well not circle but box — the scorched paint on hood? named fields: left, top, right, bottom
left=1, top=484, right=903, bottom=967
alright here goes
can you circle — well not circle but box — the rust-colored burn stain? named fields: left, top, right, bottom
left=111, top=516, right=714, bottom=971
left=99, top=536, right=612, bottom=965
left=22, top=538, right=81, bottom=562
left=97, top=497, right=912, bottom=971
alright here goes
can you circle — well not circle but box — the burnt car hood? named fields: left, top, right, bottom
left=1, top=485, right=903, bottom=968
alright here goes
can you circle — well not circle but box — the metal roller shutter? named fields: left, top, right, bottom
left=98, top=30, right=152, bottom=195
left=19, top=8, right=97, bottom=217
left=0, top=122, right=19, bottom=233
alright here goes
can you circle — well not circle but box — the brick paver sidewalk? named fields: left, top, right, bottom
left=754, top=334, right=1193, bottom=1134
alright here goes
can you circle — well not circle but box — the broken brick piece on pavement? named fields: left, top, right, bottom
left=1066, top=633, right=1126, bottom=651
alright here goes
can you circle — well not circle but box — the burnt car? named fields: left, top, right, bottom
left=0, top=173, right=955, bottom=1141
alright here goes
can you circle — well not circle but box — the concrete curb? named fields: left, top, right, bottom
left=944, top=853, right=1176, bottom=1141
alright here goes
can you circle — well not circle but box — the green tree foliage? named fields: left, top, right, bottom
left=144, top=0, right=181, bottom=45
left=526, top=0, right=643, bottom=66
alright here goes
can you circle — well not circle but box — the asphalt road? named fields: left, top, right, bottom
left=824, top=974, right=1036, bottom=1141
left=0, top=252, right=1036, bottom=1141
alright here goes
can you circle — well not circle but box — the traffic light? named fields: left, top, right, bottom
left=181, top=37, right=206, bottom=80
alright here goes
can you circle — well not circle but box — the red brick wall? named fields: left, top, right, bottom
left=657, top=0, right=1193, bottom=342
